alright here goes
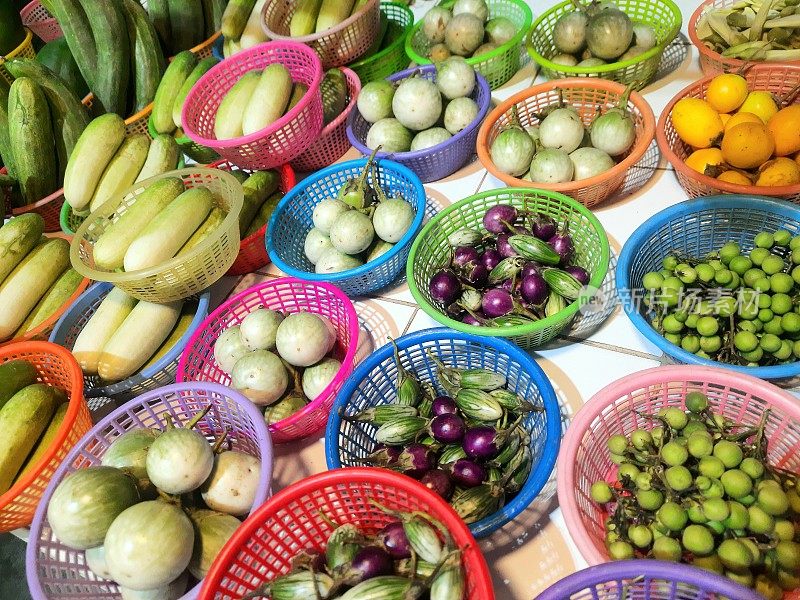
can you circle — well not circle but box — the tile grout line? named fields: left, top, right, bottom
left=558, top=335, right=665, bottom=362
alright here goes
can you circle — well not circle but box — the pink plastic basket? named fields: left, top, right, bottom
left=26, top=381, right=274, bottom=600
left=181, top=41, right=324, bottom=170
left=557, top=365, right=800, bottom=567
left=20, top=1, right=62, bottom=42
left=290, top=67, right=361, bottom=173
left=177, top=278, right=360, bottom=444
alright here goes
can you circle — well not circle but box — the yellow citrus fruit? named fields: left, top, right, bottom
left=767, top=105, right=800, bottom=156
left=717, top=170, right=752, bottom=185
left=721, top=121, right=775, bottom=169
left=719, top=113, right=731, bottom=126
left=738, top=91, right=779, bottom=123
left=671, top=98, right=724, bottom=149
left=685, top=148, right=725, bottom=175
left=706, top=73, right=749, bottom=113
left=756, top=157, right=800, bottom=186
left=724, top=111, right=762, bottom=132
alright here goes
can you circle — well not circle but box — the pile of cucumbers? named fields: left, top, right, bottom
left=0, top=359, right=71, bottom=495
left=231, top=168, right=286, bottom=240
left=0, top=214, right=83, bottom=343
left=288, top=0, right=372, bottom=36
left=220, top=0, right=269, bottom=58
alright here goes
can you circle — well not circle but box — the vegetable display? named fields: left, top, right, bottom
left=34, top=37, right=89, bottom=99
left=221, top=0, right=269, bottom=58
left=288, top=0, right=371, bottom=37
left=670, top=72, right=800, bottom=187
left=232, top=168, right=287, bottom=240
left=640, top=229, right=800, bottom=368
left=589, top=389, right=800, bottom=598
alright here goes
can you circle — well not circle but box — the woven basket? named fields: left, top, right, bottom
left=20, top=1, right=61, bottom=42
left=348, top=2, right=414, bottom=85
left=0, top=28, right=36, bottom=85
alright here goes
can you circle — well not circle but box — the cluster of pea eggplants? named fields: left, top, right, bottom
left=247, top=503, right=464, bottom=600
left=427, top=203, right=591, bottom=327
left=590, top=391, right=800, bottom=599
left=643, top=229, right=800, bottom=367
left=345, top=344, right=536, bottom=525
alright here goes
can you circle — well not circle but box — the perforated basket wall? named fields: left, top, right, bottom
left=0, top=28, right=36, bottom=85
left=348, top=2, right=413, bottom=85
left=20, top=1, right=61, bottom=42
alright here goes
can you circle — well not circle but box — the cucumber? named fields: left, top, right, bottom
left=98, top=300, right=183, bottom=381
left=230, top=170, right=249, bottom=183
left=123, top=187, right=214, bottom=272
left=0, top=77, right=15, bottom=179
left=0, top=384, right=60, bottom=493
left=8, top=78, right=58, bottom=204
left=72, top=286, right=138, bottom=375
left=14, top=268, right=84, bottom=336
left=142, top=304, right=196, bottom=369
left=0, top=360, right=38, bottom=411
left=0, top=1, right=26, bottom=56
left=239, top=0, right=269, bottom=50
left=290, top=0, right=323, bottom=37
left=223, top=37, right=242, bottom=59
left=122, top=0, right=166, bottom=113
left=147, top=0, right=173, bottom=53
left=238, top=170, right=279, bottom=234
left=15, top=402, right=69, bottom=482
left=286, top=83, right=308, bottom=112
left=243, top=190, right=282, bottom=238
left=172, top=56, right=220, bottom=130
left=93, top=177, right=185, bottom=271
left=351, top=0, right=370, bottom=14
left=168, top=0, right=205, bottom=55
left=34, top=37, right=90, bottom=99
left=380, top=19, right=405, bottom=50
left=0, top=238, right=71, bottom=341
left=0, top=213, right=44, bottom=285
left=221, top=0, right=258, bottom=39
left=64, top=113, right=127, bottom=211
left=215, top=70, right=261, bottom=140
left=89, top=134, right=151, bottom=213
left=364, top=10, right=388, bottom=56
left=44, top=0, right=97, bottom=91
left=316, top=0, right=356, bottom=33
left=177, top=206, right=227, bottom=255
left=135, top=134, right=180, bottom=183
left=201, top=0, right=223, bottom=38
left=320, top=68, right=347, bottom=126
left=152, top=50, right=197, bottom=135
left=242, top=64, right=292, bottom=135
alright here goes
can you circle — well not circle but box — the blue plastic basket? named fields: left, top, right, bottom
left=325, top=327, right=561, bottom=538
left=267, top=158, right=426, bottom=296
left=617, top=194, right=800, bottom=381
left=212, top=34, right=224, bottom=61
left=49, top=281, right=211, bottom=400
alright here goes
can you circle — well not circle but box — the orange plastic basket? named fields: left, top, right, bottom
left=657, top=64, right=800, bottom=203
left=0, top=341, right=90, bottom=532
left=81, top=95, right=153, bottom=137
left=187, top=30, right=221, bottom=60
left=477, top=79, right=657, bottom=209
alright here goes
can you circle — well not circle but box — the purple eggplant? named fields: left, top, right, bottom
left=430, top=413, right=466, bottom=444
left=395, top=443, right=435, bottom=479
left=480, top=249, right=502, bottom=271
left=521, top=261, right=540, bottom=279
left=429, top=270, right=461, bottom=305
left=482, top=288, right=514, bottom=318
left=420, top=469, right=455, bottom=500
left=564, top=265, right=590, bottom=285
left=463, top=425, right=504, bottom=460
left=377, top=521, right=412, bottom=559
left=483, top=204, right=518, bottom=234
left=432, top=395, right=458, bottom=416
left=496, top=234, right=518, bottom=258
left=453, top=246, right=480, bottom=268
left=548, top=233, right=574, bottom=264
left=532, top=214, right=557, bottom=241
left=451, top=458, right=487, bottom=488
left=521, top=273, right=549, bottom=305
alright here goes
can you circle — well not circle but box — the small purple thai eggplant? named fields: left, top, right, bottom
left=377, top=521, right=412, bottom=559
left=451, top=458, right=487, bottom=488
left=432, top=395, right=458, bottom=416
left=395, top=443, right=435, bottom=479
left=429, top=413, right=466, bottom=444
left=420, top=469, right=455, bottom=500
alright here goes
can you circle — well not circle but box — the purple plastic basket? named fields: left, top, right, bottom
left=26, top=382, right=274, bottom=600
left=534, top=560, right=763, bottom=600
left=346, top=65, right=491, bottom=183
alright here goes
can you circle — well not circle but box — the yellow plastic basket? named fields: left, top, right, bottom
left=0, top=28, right=36, bottom=85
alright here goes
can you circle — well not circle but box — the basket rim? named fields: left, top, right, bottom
left=266, top=157, right=426, bottom=284
left=324, top=327, right=562, bottom=538
left=2, top=27, right=33, bottom=60
left=261, top=0, right=379, bottom=44
left=188, top=30, right=222, bottom=56
left=176, top=277, right=361, bottom=436
left=656, top=63, right=800, bottom=197
left=525, top=0, right=682, bottom=75
left=347, top=1, right=414, bottom=70
left=476, top=78, right=656, bottom=192
left=346, top=64, right=491, bottom=162
left=69, top=167, right=244, bottom=284
left=0, top=341, right=85, bottom=510
left=406, top=188, right=611, bottom=339
left=180, top=40, right=324, bottom=150
left=616, top=194, right=800, bottom=380
left=404, top=0, right=533, bottom=67
left=199, top=467, right=495, bottom=600
left=20, top=0, right=52, bottom=18
left=0, top=165, right=66, bottom=218
left=556, top=364, right=800, bottom=566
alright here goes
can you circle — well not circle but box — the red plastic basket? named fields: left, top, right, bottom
left=177, top=278, right=360, bottom=444
left=198, top=468, right=495, bottom=600
left=20, top=1, right=61, bottom=42
left=1, top=168, right=68, bottom=232
left=181, top=41, right=324, bottom=170
left=208, top=159, right=297, bottom=275
left=290, top=67, right=361, bottom=173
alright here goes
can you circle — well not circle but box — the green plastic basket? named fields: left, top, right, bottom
left=526, top=0, right=682, bottom=91
left=404, top=0, right=532, bottom=90
left=147, top=114, right=219, bottom=165
left=349, top=2, right=414, bottom=84
left=407, top=188, right=610, bottom=349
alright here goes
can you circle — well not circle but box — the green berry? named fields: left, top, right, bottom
left=661, top=441, right=688, bottom=466
left=695, top=263, right=716, bottom=283
left=774, top=229, right=792, bottom=246
left=608, top=540, right=634, bottom=560
left=665, top=465, right=693, bottom=491
left=702, top=497, right=730, bottom=522
left=636, top=489, right=664, bottom=511
left=761, top=255, right=785, bottom=276
left=734, top=330, right=759, bottom=353
left=713, top=440, right=743, bottom=468
left=754, top=232, right=775, bottom=249
left=720, top=469, right=753, bottom=499
left=770, top=272, right=794, bottom=294
left=718, top=538, right=753, bottom=571
left=607, top=434, right=628, bottom=455
left=643, top=271, right=664, bottom=291
left=699, top=456, right=726, bottom=479
left=682, top=524, right=715, bottom=556
left=652, top=536, right=682, bottom=562
left=658, top=501, right=688, bottom=531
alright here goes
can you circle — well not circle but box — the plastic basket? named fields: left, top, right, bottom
left=188, top=30, right=222, bottom=60
left=262, top=0, right=382, bottom=69
left=49, top=281, right=211, bottom=401
left=267, top=158, right=426, bottom=296
left=0, top=341, right=89, bottom=532
left=405, top=0, right=532, bottom=90
left=198, top=467, right=495, bottom=599
left=557, top=364, right=800, bottom=568
left=207, top=159, right=297, bottom=276
left=70, top=167, right=243, bottom=303
left=26, top=381, right=274, bottom=600
left=476, top=78, right=656, bottom=209
left=526, top=0, right=681, bottom=91
left=535, top=559, right=763, bottom=599
left=408, top=188, right=610, bottom=349
left=291, top=67, right=361, bottom=173
left=348, top=2, right=414, bottom=85
left=617, top=194, right=800, bottom=381
left=326, top=328, right=561, bottom=538
left=177, top=278, right=360, bottom=444
left=657, top=64, right=800, bottom=203
left=182, top=41, right=324, bottom=170
left=0, top=28, right=36, bottom=85
left=347, top=65, right=491, bottom=183
left=20, top=1, right=62, bottom=43
left=1, top=166, right=68, bottom=232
